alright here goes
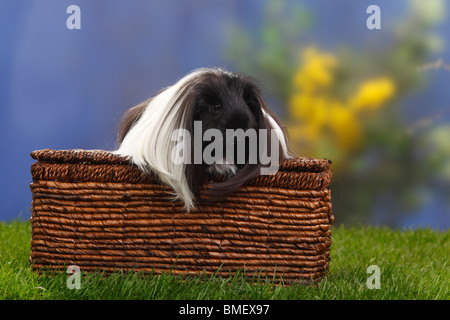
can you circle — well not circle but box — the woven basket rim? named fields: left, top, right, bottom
left=30, top=149, right=331, bottom=173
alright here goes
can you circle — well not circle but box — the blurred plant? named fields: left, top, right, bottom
left=288, top=47, right=396, bottom=168
left=226, top=0, right=312, bottom=101
left=226, top=0, right=449, bottom=226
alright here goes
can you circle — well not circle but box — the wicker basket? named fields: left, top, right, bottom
left=29, top=149, right=333, bottom=283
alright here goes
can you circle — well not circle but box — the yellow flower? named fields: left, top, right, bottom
left=350, top=77, right=396, bottom=112
left=293, top=47, right=338, bottom=92
left=328, top=103, right=362, bottom=151
left=308, top=96, right=328, bottom=129
left=289, top=92, right=326, bottom=120
left=288, top=47, right=396, bottom=156
left=288, top=93, right=311, bottom=120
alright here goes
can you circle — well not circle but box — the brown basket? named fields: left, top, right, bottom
left=29, top=149, right=333, bottom=283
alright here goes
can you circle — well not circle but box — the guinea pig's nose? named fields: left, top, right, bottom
left=227, top=111, right=256, bottom=130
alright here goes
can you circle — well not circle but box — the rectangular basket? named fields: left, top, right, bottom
left=29, top=149, right=334, bottom=283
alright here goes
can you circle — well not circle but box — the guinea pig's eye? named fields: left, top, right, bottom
left=213, top=104, right=222, bottom=111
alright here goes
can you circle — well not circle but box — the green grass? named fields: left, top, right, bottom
left=0, top=219, right=448, bottom=300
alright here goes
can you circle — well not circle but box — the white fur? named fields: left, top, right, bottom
left=208, top=163, right=238, bottom=176
left=262, top=108, right=292, bottom=160
left=114, top=69, right=209, bottom=210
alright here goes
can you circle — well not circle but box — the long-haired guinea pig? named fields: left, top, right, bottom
left=114, top=67, right=291, bottom=211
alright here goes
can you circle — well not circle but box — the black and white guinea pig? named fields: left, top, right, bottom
left=114, top=67, right=291, bottom=211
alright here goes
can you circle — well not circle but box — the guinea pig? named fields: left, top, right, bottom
left=114, top=67, right=291, bottom=211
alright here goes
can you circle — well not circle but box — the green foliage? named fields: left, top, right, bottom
left=226, top=0, right=313, bottom=101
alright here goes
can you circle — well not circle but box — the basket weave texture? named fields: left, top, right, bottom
left=30, top=149, right=333, bottom=283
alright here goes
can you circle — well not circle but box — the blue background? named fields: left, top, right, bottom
left=1, top=0, right=449, bottom=229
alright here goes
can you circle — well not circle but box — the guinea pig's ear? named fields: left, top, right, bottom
left=117, top=98, right=152, bottom=144
left=252, top=87, right=291, bottom=161
left=242, top=81, right=263, bottom=115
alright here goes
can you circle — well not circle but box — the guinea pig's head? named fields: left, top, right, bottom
left=116, top=68, right=290, bottom=211
left=179, top=69, right=289, bottom=202
left=188, top=71, right=265, bottom=173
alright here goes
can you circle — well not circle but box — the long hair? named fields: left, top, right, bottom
left=114, top=68, right=291, bottom=211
